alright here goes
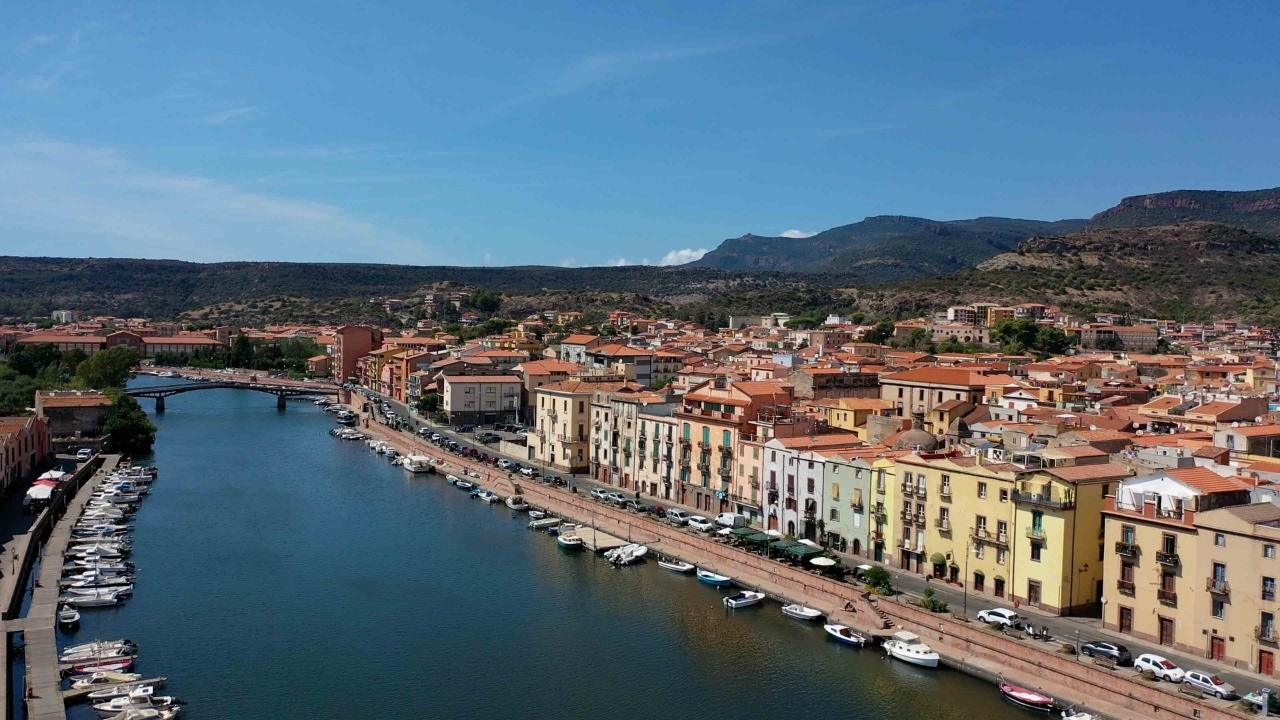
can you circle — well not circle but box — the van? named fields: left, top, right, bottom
left=714, top=512, right=747, bottom=528
left=666, top=509, right=690, bottom=525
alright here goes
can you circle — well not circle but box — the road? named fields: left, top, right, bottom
left=357, top=388, right=1278, bottom=708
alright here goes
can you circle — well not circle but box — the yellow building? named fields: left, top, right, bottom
left=1103, top=468, right=1253, bottom=655
left=816, top=398, right=894, bottom=437
left=1195, top=503, right=1280, bottom=676
left=531, top=379, right=620, bottom=474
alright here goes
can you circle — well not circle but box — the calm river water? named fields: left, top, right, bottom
left=59, top=378, right=1034, bottom=719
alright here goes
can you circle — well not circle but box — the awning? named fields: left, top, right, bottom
left=769, top=539, right=801, bottom=552
left=742, top=532, right=773, bottom=546
left=929, top=552, right=947, bottom=565
left=24, top=485, right=53, bottom=500
left=785, top=543, right=825, bottom=559
left=810, top=556, right=838, bottom=567
left=730, top=527, right=758, bottom=538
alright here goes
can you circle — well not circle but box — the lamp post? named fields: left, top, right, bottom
left=963, top=538, right=971, bottom=618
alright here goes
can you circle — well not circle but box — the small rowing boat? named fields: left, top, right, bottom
left=657, top=557, right=694, bottom=573
left=781, top=604, right=823, bottom=621
left=1000, top=681, right=1055, bottom=712
left=696, top=569, right=732, bottom=587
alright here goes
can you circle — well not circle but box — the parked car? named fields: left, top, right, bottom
left=497, top=459, right=513, bottom=470
left=622, top=499, right=642, bottom=512
left=666, top=508, right=690, bottom=525
left=714, top=512, right=747, bottom=528
left=520, top=467, right=537, bottom=477
left=1134, top=653, right=1185, bottom=683
left=686, top=515, right=715, bottom=532
left=75, top=448, right=93, bottom=461
left=591, top=488, right=611, bottom=501
left=1184, top=671, right=1235, bottom=699
left=604, top=491, right=627, bottom=505
left=645, top=503, right=667, bottom=517
left=1079, top=640, right=1133, bottom=665
left=417, top=428, right=432, bottom=437
left=975, top=608, right=1020, bottom=628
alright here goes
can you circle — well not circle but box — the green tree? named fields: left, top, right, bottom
left=919, top=587, right=950, bottom=613
left=229, top=334, right=254, bottom=367
left=416, top=392, right=440, bottom=415
left=470, top=289, right=501, bottom=314
left=863, top=320, right=895, bottom=345
left=862, top=566, right=894, bottom=594
left=1033, top=326, right=1072, bottom=355
left=103, top=394, right=157, bottom=454
left=74, top=346, right=140, bottom=389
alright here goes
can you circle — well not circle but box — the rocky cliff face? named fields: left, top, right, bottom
left=1088, top=187, right=1280, bottom=236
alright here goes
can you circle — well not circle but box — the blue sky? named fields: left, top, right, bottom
left=2, top=1, right=1278, bottom=267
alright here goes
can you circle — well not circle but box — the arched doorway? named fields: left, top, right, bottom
left=786, top=520, right=796, bottom=536
left=852, top=538, right=862, bottom=556
left=768, top=513, right=778, bottom=531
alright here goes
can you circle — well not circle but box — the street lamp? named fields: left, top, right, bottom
left=963, top=538, right=971, bottom=618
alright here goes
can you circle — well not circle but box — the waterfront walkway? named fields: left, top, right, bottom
left=21, top=455, right=119, bottom=720
left=351, top=409, right=1251, bottom=720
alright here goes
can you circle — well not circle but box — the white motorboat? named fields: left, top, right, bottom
left=58, top=604, right=81, bottom=626
left=527, top=509, right=546, bottom=520
left=657, top=557, right=695, bottom=573
left=1060, top=710, right=1094, bottom=720
left=823, top=624, right=867, bottom=646
left=61, top=644, right=136, bottom=663
left=476, top=490, right=500, bottom=503
left=70, top=672, right=143, bottom=689
left=528, top=518, right=559, bottom=530
left=87, top=680, right=166, bottom=700
left=455, top=479, right=474, bottom=491
left=68, top=658, right=134, bottom=674
left=67, top=560, right=133, bottom=573
left=883, top=630, right=940, bottom=668
left=696, top=569, right=732, bottom=587
left=723, top=590, right=766, bottom=609
left=63, top=640, right=138, bottom=656
left=401, top=455, right=434, bottom=473
left=101, top=707, right=181, bottom=720
left=557, top=528, right=585, bottom=549
left=605, top=544, right=649, bottom=566
left=67, top=584, right=133, bottom=597
left=60, top=590, right=125, bottom=607
left=505, top=496, right=530, bottom=511
left=781, top=604, right=823, bottom=621
left=445, top=474, right=460, bottom=484
left=92, top=691, right=181, bottom=717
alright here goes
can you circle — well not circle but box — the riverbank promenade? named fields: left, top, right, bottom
left=14, top=454, right=119, bottom=720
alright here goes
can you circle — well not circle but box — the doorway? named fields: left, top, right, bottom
left=1261, top=650, right=1275, bottom=676
left=1158, top=616, right=1175, bottom=646
left=1027, top=580, right=1042, bottom=608
left=1119, top=606, right=1133, bottom=634
left=1210, top=635, right=1226, bottom=661
left=994, top=577, right=1005, bottom=598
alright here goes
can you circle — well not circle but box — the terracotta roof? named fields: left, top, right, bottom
left=1221, top=503, right=1280, bottom=526
left=18, top=334, right=107, bottom=344
left=1228, top=424, right=1280, bottom=438
left=1167, top=466, right=1253, bottom=494
left=1044, top=462, right=1132, bottom=483
left=560, top=334, right=600, bottom=345
left=516, top=359, right=580, bottom=376
left=36, top=392, right=113, bottom=408
left=589, top=344, right=654, bottom=358
left=882, top=367, right=1016, bottom=387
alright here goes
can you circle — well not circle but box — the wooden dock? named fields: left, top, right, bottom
left=22, top=455, right=119, bottom=720
left=578, top=526, right=629, bottom=553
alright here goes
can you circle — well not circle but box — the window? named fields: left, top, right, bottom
left=1031, top=510, right=1044, bottom=531
left=996, top=548, right=1007, bottom=565
left=1215, top=533, right=1226, bottom=547
left=974, top=544, right=985, bottom=559
left=1030, top=542, right=1042, bottom=562
left=1212, top=598, right=1226, bottom=619
left=1266, top=544, right=1276, bottom=559
left=722, top=430, right=731, bottom=447
left=1121, top=525, right=1136, bottom=545
left=977, top=482, right=988, bottom=499
left=1161, top=533, right=1176, bottom=554
left=1265, top=577, right=1276, bottom=602
left=999, top=488, right=1009, bottom=503
left=829, top=508, right=839, bottom=521
left=831, top=483, right=841, bottom=501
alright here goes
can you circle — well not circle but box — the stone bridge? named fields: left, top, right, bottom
left=127, top=380, right=339, bottom=411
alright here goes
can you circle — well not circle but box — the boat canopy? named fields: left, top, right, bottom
left=25, top=485, right=53, bottom=500
left=37, top=470, right=67, bottom=482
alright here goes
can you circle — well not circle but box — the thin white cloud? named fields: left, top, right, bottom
left=17, top=33, right=59, bottom=53
left=780, top=229, right=816, bottom=238
left=658, top=248, right=708, bottom=266
left=0, top=139, right=440, bottom=263
left=559, top=258, right=579, bottom=267
left=203, top=106, right=257, bottom=126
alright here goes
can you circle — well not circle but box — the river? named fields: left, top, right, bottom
left=59, top=378, right=1034, bottom=719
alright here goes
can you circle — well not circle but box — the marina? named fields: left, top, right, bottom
left=50, top=377, right=1036, bottom=719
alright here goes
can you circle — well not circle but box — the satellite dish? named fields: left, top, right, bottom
left=1136, top=430, right=1144, bottom=436
left=1089, top=424, right=1097, bottom=431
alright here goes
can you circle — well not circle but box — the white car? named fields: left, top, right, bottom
left=976, top=607, right=1020, bottom=628
left=686, top=515, right=715, bottom=532
left=1134, top=653, right=1185, bottom=682
left=590, top=488, right=610, bottom=501
left=1184, top=670, right=1235, bottom=699
left=519, top=467, right=537, bottom=477
left=497, top=459, right=513, bottom=470
left=75, top=448, right=93, bottom=461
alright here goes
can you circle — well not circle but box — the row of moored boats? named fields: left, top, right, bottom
left=56, top=463, right=187, bottom=719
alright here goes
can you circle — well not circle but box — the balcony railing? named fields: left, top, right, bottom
left=939, top=485, right=952, bottom=499
left=1026, top=526, right=1047, bottom=540
left=900, top=510, right=914, bottom=522
left=971, top=527, right=991, bottom=541
left=1117, top=579, right=1136, bottom=596
left=901, top=482, right=915, bottom=497
left=1012, top=489, right=1076, bottom=510
left=1156, top=551, right=1180, bottom=567
left=1157, top=588, right=1177, bottom=606
left=1115, top=541, right=1139, bottom=557
left=1256, top=625, right=1278, bottom=644
left=916, top=486, right=927, bottom=500
left=936, top=517, right=951, bottom=531
left=914, top=515, right=927, bottom=528
left=875, top=484, right=886, bottom=495
left=871, top=530, right=884, bottom=541
left=1206, top=578, right=1230, bottom=595
left=996, top=531, right=1009, bottom=545
left=719, top=445, right=733, bottom=455
left=850, top=500, right=864, bottom=511
left=718, top=467, right=733, bottom=479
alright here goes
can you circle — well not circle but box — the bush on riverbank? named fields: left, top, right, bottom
left=103, top=394, right=157, bottom=454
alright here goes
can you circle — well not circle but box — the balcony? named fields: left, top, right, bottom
left=939, top=485, right=952, bottom=500
left=697, top=462, right=711, bottom=473
left=936, top=517, right=951, bottom=531
left=678, top=437, right=691, bottom=447
left=718, top=467, right=733, bottom=480
left=971, top=527, right=991, bottom=542
left=901, top=538, right=912, bottom=550
left=1117, top=579, right=1136, bottom=596
left=1256, top=625, right=1278, bottom=644
left=678, top=457, right=691, bottom=468
left=1114, top=541, right=1139, bottom=557
left=900, top=509, right=914, bottom=522
left=697, top=440, right=710, bottom=450
left=915, top=486, right=927, bottom=500
left=1156, top=551, right=1180, bottom=567
left=914, top=515, right=927, bottom=528
left=850, top=499, right=864, bottom=511
left=719, top=444, right=733, bottom=455
left=1012, top=489, right=1077, bottom=510
left=1157, top=588, right=1177, bottom=606
left=873, top=507, right=887, bottom=521
left=1206, top=578, right=1231, bottom=595
left=871, top=530, right=884, bottom=542
left=995, top=532, right=1009, bottom=545
left=875, top=483, right=886, bottom=495
left=900, top=482, right=915, bottom=496
left=1026, top=526, right=1047, bottom=540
